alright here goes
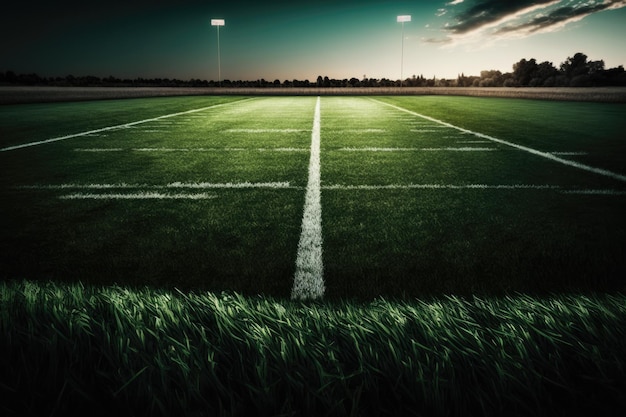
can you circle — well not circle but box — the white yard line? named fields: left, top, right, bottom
left=72, top=147, right=309, bottom=152
left=323, top=184, right=561, bottom=190
left=562, top=189, right=626, bottom=195
left=225, top=128, right=308, bottom=133
left=59, top=192, right=217, bottom=200
left=371, top=99, right=626, bottom=183
left=16, top=182, right=292, bottom=190
left=0, top=99, right=254, bottom=152
left=550, top=151, right=588, bottom=156
left=74, top=148, right=124, bottom=152
left=292, top=96, right=325, bottom=300
left=166, top=182, right=292, bottom=189
left=339, top=147, right=496, bottom=152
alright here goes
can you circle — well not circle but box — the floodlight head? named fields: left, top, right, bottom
left=211, top=19, right=225, bottom=26
left=397, top=15, right=411, bottom=23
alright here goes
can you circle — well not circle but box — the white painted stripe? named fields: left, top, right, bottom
left=342, top=129, right=387, bottom=133
left=133, top=147, right=247, bottom=152
left=323, top=184, right=560, bottom=190
left=0, top=99, right=254, bottom=152
left=372, top=99, right=626, bottom=183
left=166, top=182, right=291, bottom=189
left=134, top=147, right=307, bottom=152
left=73, top=147, right=309, bottom=152
left=21, top=182, right=624, bottom=195
left=264, top=148, right=308, bottom=152
left=17, top=182, right=292, bottom=190
left=550, top=151, right=588, bottom=156
left=562, top=189, right=626, bottom=195
left=339, top=147, right=496, bottom=152
left=292, top=96, right=324, bottom=300
left=226, top=128, right=308, bottom=133
left=74, top=148, right=123, bottom=152
left=59, top=192, right=217, bottom=200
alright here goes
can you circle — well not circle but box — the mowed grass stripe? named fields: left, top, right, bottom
left=371, top=98, right=626, bottom=183
left=0, top=98, right=254, bottom=152
left=292, top=97, right=324, bottom=300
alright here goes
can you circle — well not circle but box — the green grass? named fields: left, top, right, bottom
left=1, top=95, right=626, bottom=414
left=2, top=280, right=625, bottom=416
left=1, top=95, right=625, bottom=297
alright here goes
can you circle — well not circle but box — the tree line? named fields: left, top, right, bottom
left=2, top=52, right=624, bottom=88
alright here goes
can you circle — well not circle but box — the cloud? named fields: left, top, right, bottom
left=436, top=0, right=626, bottom=45
left=446, top=0, right=465, bottom=4
left=495, top=0, right=626, bottom=35
left=447, top=0, right=560, bottom=35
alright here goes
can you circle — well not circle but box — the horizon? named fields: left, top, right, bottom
left=1, top=1, right=625, bottom=82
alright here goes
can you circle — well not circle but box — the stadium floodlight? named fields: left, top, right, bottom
left=211, top=19, right=225, bottom=86
left=397, top=15, right=411, bottom=87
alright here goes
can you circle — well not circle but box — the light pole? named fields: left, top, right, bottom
left=397, top=15, right=411, bottom=87
left=211, top=19, right=225, bottom=86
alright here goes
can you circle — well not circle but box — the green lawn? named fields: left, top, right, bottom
left=1, top=95, right=625, bottom=298
left=2, top=95, right=626, bottom=416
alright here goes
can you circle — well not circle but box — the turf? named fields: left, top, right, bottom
left=1, top=95, right=626, bottom=298
left=1, top=95, right=625, bottom=416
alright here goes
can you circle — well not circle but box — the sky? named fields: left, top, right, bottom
left=1, top=0, right=625, bottom=82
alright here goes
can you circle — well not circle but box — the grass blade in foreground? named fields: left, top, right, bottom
left=1, top=280, right=625, bottom=416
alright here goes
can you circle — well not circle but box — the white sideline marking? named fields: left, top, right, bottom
left=339, top=147, right=496, bottom=152
left=372, top=99, right=626, bottom=183
left=292, top=96, right=324, bottom=300
left=59, top=192, right=217, bottom=200
left=0, top=99, right=254, bottom=152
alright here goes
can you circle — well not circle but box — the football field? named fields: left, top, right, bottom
left=1, top=95, right=625, bottom=299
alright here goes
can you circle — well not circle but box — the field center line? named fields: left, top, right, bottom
left=292, top=96, right=324, bottom=300
left=0, top=98, right=255, bottom=152
left=371, top=98, right=626, bottom=183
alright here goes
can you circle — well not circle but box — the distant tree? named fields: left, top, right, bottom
left=531, top=61, right=558, bottom=87
left=512, top=58, right=538, bottom=86
left=560, top=53, right=589, bottom=78
left=560, top=52, right=609, bottom=86
left=316, top=75, right=323, bottom=87
left=479, top=70, right=503, bottom=87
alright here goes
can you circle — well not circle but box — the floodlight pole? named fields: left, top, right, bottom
left=397, top=15, right=411, bottom=87
left=211, top=19, right=225, bottom=86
